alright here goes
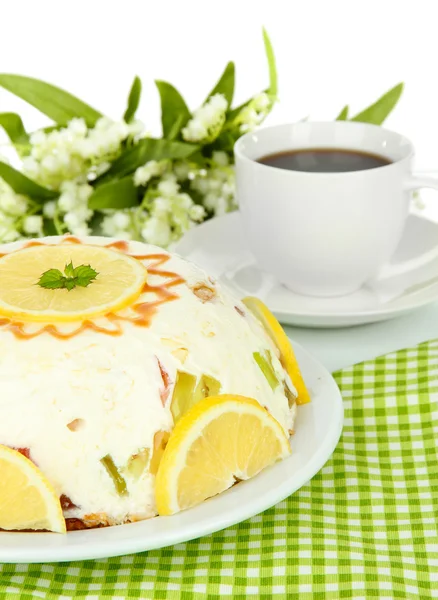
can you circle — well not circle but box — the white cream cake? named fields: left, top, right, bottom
left=0, top=236, right=297, bottom=529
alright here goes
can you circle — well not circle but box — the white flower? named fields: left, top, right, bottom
left=207, top=178, right=222, bottom=192
left=22, top=215, right=43, bottom=235
left=101, top=215, right=117, bottom=237
left=69, top=224, right=90, bottom=237
left=43, top=201, right=57, bottom=219
left=191, top=177, right=209, bottom=195
left=141, top=217, right=171, bottom=247
left=134, top=160, right=167, bottom=187
left=63, top=206, right=92, bottom=234
left=189, top=204, right=206, bottom=222
left=212, top=151, right=229, bottom=167
left=41, top=155, right=59, bottom=173
left=21, top=157, right=39, bottom=179
left=58, top=190, right=76, bottom=212
left=75, top=138, right=98, bottom=159
left=176, top=193, right=193, bottom=210
left=152, top=197, right=172, bottom=217
left=112, top=212, right=130, bottom=229
left=68, top=118, right=88, bottom=136
left=157, top=177, right=179, bottom=197
left=59, top=181, right=77, bottom=195
left=133, top=167, right=151, bottom=187
left=0, top=212, right=20, bottom=242
left=58, top=182, right=93, bottom=214
left=0, top=192, right=28, bottom=216
left=182, top=119, right=207, bottom=143
left=238, top=94, right=271, bottom=133
left=212, top=196, right=228, bottom=216
left=77, top=184, right=93, bottom=202
left=115, top=230, right=133, bottom=241
left=29, top=130, right=46, bottom=146
left=128, top=120, right=146, bottom=138
left=253, top=92, right=271, bottom=111
left=182, top=93, right=227, bottom=143
left=209, top=94, right=228, bottom=111
left=101, top=210, right=134, bottom=237
left=63, top=212, right=82, bottom=230
left=222, top=181, right=235, bottom=196
left=23, top=117, right=132, bottom=190
left=74, top=205, right=93, bottom=222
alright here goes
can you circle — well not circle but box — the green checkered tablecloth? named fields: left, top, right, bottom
left=1, top=340, right=437, bottom=599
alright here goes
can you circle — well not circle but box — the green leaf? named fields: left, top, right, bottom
left=155, top=80, right=191, bottom=139
left=336, top=105, right=349, bottom=121
left=72, top=264, right=98, bottom=287
left=88, top=177, right=138, bottom=210
left=206, top=61, right=235, bottom=107
left=97, top=138, right=198, bottom=184
left=262, top=28, right=278, bottom=97
left=64, top=261, right=75, bottom=278
left=0, top=74, right=102, bottom=126
left=123, top=76, right=142, bottom=123
left=167, top=113, right=186, bottom=141
left=0, top=161, right=57, bottom=201
left=0, top=112, right=29, bottom=147
left=37, top=262, right=98, bottom=290
left=64, top=279, right=76, bottom=291
left=225, top=31, right=276, bottom=127
left=37, top=268, right=64, bottom=289
left=351, top=83, right=404, bottom=125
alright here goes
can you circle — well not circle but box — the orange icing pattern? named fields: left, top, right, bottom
left=0, top=237, right=184, bottom=340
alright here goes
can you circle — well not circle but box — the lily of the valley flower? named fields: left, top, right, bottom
left=182, top=94, right=228, bottom=143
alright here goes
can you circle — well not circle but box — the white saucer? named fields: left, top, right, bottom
left=175, top=212, right=438, bottom=328
left=0, top=343, right=343, bottom=563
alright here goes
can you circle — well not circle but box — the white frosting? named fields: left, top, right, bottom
left=0, top=236, right=296, bottom=525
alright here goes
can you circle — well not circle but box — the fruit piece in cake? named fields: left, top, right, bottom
left=101, top=455, right=128, bottom=496
left=170, top=371, right=197, bottom=423
left=155, top=395, right=290, bottom=515
left=243, top=297, right=310, bottom=405
left=126, top=448, right=151, bottom=481
left=193, top=374, right=221, bottom=403
left=253, top=351, right=279, bottom=390
left=149, top=431, right=170, bottom=475
left=170, top=371, right=222, bottom=423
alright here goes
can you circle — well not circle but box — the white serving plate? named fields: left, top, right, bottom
left=175, top=212, right=438, bottom=328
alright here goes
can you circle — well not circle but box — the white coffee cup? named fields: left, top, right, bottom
left=234, top=121, right=438, bottom=297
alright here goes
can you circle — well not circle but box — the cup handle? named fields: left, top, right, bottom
left=375, top=174, right=438, bottom=280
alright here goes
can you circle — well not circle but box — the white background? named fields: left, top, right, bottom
left=1, top=0, right=438, bottom=366
left=0, top=0, right=437, bottom=170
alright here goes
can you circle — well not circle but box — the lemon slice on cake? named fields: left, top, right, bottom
left=0, top=445, right=66, bottom=533
left=0, top=244, right=147, bottom=322
left=242, top=297, right=311, bottom=405
left=155, top=395, right=290, bottom=515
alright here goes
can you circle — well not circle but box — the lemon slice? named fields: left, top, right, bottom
left=0, top=445, right=66, bottom=532
left=242, top=297, right=311, bottom=405
left=155, top=395, right=290, bottom=515
left=0, top=243, right=147, bottom=322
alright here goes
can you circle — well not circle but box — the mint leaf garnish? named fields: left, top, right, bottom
left=37, top=262, right=98, bottom=291
left=37, top=268, right=65, bottom=289
left=64, top=261, right=75, bottom=278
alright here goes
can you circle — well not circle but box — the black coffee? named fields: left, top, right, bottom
left=257, top=148, right=391, bottom=173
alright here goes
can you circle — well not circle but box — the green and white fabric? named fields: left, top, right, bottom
left=1, top=340, right=437, bottom=599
